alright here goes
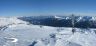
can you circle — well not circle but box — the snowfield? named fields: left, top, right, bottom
left=0, top=17, right=96, bottom=46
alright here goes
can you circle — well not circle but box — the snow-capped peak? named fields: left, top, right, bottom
left=54, top=16, right=62, bottom=19
left=91, top=16, right=96, bottom=21
left=54, top=16, right=66, bottom=20
left=76, top=16, right=83, bottom=22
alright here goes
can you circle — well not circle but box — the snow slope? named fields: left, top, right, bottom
left=0, top=17, right=96, bottom=46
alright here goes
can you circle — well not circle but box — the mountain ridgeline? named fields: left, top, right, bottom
left=18, top=15, right=96, bottom=28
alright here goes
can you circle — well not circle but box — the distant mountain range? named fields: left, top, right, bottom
left=18, top=15, right=96, bottom=28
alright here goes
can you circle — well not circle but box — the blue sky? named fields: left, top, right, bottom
left=0, top=0, right=96, bottom=16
